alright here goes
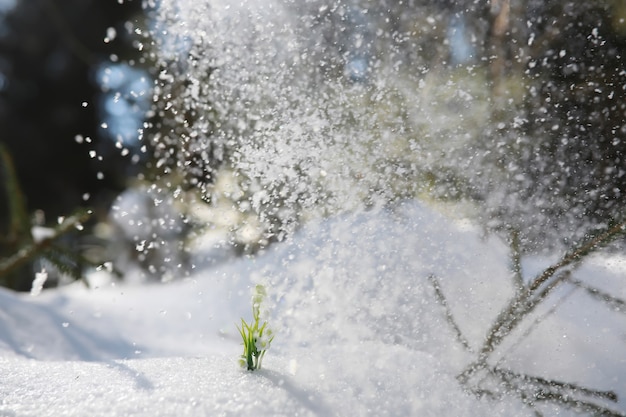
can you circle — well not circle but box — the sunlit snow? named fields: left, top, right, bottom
left=2, top=0, right=625, bottom=416
left=1, top=202, right=625, bottom=416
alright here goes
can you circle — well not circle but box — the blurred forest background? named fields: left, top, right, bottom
left=0, top=0, right=147, bottom=290
left=0, top=0, right=625, bottom=291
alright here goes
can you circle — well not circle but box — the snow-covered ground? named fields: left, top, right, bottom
left=1, top=201, right=624, bottom=416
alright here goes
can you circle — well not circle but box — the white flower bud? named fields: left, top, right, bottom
left=255, top=334, right=271, bottom=351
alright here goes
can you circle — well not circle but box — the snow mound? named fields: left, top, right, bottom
left=0, top=351, right=520, bottom=417
left=0, top=201, right=624, bottom=416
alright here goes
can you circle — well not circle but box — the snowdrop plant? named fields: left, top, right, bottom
left=237, top=284, right=274, bottom=371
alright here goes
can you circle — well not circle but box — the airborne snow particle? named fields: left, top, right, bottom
left=104, top=27, right=117, bottom=43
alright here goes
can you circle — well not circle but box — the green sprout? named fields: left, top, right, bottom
left=237, top=284, right=274, bottom=371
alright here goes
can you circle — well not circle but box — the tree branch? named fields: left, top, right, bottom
left=428, top=274, right=473, bottom=353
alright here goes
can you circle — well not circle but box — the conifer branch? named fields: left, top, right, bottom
left=0, top=209, right=92, bottom=281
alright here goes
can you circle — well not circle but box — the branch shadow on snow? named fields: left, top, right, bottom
left=0, top=289, right=156, bottom=391
left=0, top=289, right=147, bottom=362
left=258, top=369, right=336, bottom=417
left=106, top=361, right=155, bottom=391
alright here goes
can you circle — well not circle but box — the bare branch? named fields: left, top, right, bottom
left=534, top=393, right=624, bottom=417
left=428, top=274, right=473, bottom=353
left=528, top=221, right=626, bottom=293
left=508, top=228, right=524, bottom=294
left=566, top=277, right=626, bottom=314
left=472, top=221, right=626, bottom=368
left=463, top=367, right=624, bottom=417
left=493, top=367, right=619, bottom=403
left=492, top=284, right=578, bottom=368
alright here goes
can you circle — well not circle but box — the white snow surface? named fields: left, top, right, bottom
left=1, top=201, right=625, bottom=416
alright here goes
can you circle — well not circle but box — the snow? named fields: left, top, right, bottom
left=3, top=2, right=625, bottom=414
left=1, top=201, right=624, bottom=416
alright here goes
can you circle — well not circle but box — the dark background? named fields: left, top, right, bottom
left=0, top=0, right=146, bottom=290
